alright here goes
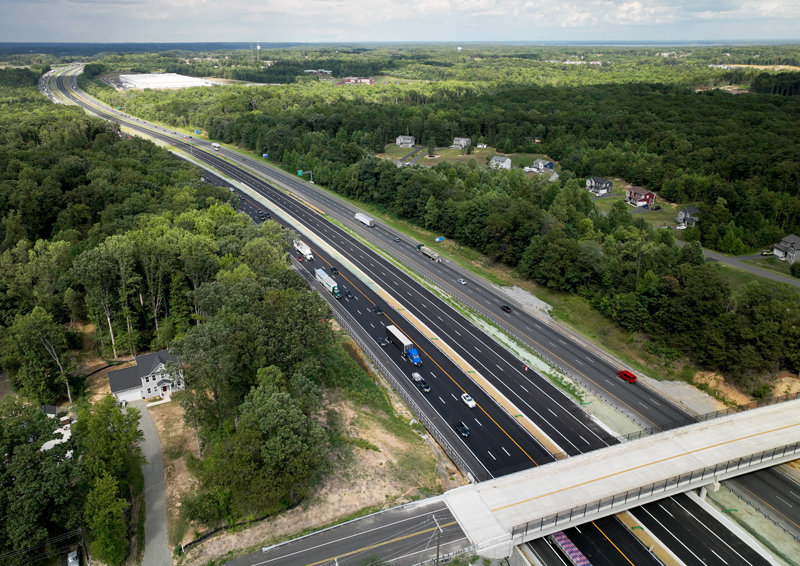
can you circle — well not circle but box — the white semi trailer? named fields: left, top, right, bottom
left=354, top=213, right=375, bottom=227
left=293, top=240, right=314, bottom=261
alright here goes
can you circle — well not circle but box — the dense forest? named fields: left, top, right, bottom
left=76, top=47, right=800, bottom=391
left=0, top=68, right=389, bottom=563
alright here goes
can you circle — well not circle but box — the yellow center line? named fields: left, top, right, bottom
left=491, top=421, right=800, bottom=513
left=300, top=521, right=458, bottom=566
left=592, top=521, right=636, bottom=566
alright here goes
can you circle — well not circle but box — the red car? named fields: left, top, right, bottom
left=296, top=255, right=304, bottom=262
left=617, top=370, right=637, bottom=383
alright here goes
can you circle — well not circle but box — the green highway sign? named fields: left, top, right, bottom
left=297, top=170, right=303, bottom=176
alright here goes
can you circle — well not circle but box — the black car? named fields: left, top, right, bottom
left=376, top=336, right=388, bottom=347
left=416, top=379, right=430, bottom=393
left=501, top=305, right=512, bottom=313
left=455, top=421, right=470, bottom=437
left=651, top=205, right=662, bottom=211
left=264, top=213, right=270, bottom=219
left=373, top=305, right=383, bottom=315
left=330, top=267, right=339, bottom=275
left=259, top=215, right=265, bottom=220
left=344, top=289, right=354, bottom=299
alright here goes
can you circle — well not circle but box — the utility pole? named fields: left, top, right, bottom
left=433, top=515, right=442, bottom=565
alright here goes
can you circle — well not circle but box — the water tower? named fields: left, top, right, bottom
left=457, top=46, right=462, bottom=52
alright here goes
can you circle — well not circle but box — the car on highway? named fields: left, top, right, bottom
left=344, top=289, right=354, bottom=299
left=296, top=255, right=304, bottom=262
left=239, top=195, right=244, bottom=200
left=455, top=421, right=470, bottom=437
left=373, top=305, right=383, bottom=315
left=461, top=393, right=476, bottom=408
left=330, top=267, right=339, bottom=275
left=457, top=278, right=467, bottom=285
left=229, top=188, right=235, bottom=192
left=500, top=305, right=512, bottom=313
left=259, top=215, right=265, bottom=220
left=375, top=336, right=388, bottom=347
left=264, top=213, right=270, bottom=219
left=416, top=379, right=431, bottom=393
left=761, top=250, right=774, bottom=256
left=394, top=237, right=400, bottom=242
left=617, top=370, right=637, bottom=383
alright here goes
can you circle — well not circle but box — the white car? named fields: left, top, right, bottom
left=457, top=278, right=467, bottom=285
left=461, top=393, right=476, bottom=408
left=675, top=224, right=687, bottom=230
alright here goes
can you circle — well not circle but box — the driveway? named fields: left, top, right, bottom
left=129, top=400, right=171, bottom=566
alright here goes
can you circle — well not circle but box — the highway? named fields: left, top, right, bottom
left=629, top=494, right=771, bottom=566
left=225, top=499, right=468, bottom=566
left=729, top=467, right=800, bottom=539
left=48, top=68, right=789, bottom=566
left=562, top=517, right=662, bottom=566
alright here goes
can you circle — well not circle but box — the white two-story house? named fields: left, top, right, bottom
left=108, top=350, right=183, bottom=403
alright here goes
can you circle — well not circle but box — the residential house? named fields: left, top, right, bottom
left=451, top=137, right=471, bottom=149
left=41, top=405, right=57, bottom=419
left=533, top=169, right=560, bottom=182
left=772, top=234, right=800, bottom=264
left=625, top=187, right=656, bottom=207
left=476, top=143, right=487, bottom=149
left=303, top=69, right=333, bottom=75
left=676, top=206, right=700, bottom=226
left=490, top=156, right=512, bottom=170
left=336, top=77, right=374, bottom=85
left=585, top=176, right=614, bottom=195
left=532, top=159, right=554, bottom=171
left=107, top=350, right=183, bottom=403
left=396, top=135, right=415, bottom=148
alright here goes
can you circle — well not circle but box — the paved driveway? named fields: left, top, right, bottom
left=129, top=400, right=171, bottom=566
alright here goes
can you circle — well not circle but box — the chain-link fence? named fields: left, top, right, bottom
left=510, top=439, right=800, bottom=540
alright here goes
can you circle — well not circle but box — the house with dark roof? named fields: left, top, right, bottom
left=107, top=350, right=183, bottom=403
left=490, top=155, right=511, bottom=170
left=532, top=159, right=554, bottom=171
left=625, top=187, right=656, bottom=207
left=772, top=234, right=800, bottom=264
left=41, top=405, right=58, bottom=418
left=586, top=176, right=613, bottom=195
left=676, top=206, right=700, bottom=226
left=396, top=135, right=415, bottom=148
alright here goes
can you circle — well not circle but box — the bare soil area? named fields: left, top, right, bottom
left=693, top=371, right=752, bottom=406
left=177, top=384, right=464, bottom=566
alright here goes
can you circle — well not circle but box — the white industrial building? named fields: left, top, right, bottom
left=119, top=73, right=222, bottom=90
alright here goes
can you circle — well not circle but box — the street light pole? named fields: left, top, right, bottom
left=433, top=515, right=442, bottom=565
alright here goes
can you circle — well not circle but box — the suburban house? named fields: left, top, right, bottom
left=107, top=350, right=184, bottom=403
left=532, top=159, right=554, bottom=171
left=476, top=143, right=488, bottom=148
left=451, top=137, right=471, bottom=149
left=535, top=169, right=560, bottom=182
left=396, top=135, right=415, bottom=148
left=336, top=77, right=374, bottom=85
left=676, top=206, right=700, bottom=226
left=772, top=234, right=800, bottom=264
left=303, top=69, right=333, bottom=75
left=586, top=176, right=614, bottom=195
left=625, top=187, right=656, bottom=207
left=490, top=155, right=512, bottom=169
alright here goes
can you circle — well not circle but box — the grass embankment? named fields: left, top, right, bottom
left=742, top=257, right=794, bottom=277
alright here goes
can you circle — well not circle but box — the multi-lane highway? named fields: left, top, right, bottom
left=48, top=67, right=791, bottom=565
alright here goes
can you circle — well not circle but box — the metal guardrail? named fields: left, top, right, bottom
left=623, top=393, right=800, bottom=441
left=721, top=481, right=800, bottom=542
left=331, top=309, right=473, bottom=480
left=510, top=440, right=800, bottom=540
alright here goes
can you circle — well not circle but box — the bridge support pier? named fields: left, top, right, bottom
left=699, top=480, right=720, bottom=501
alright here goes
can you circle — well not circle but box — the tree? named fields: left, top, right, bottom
left=85, top=473, right=128, bottom=566
left=74, top=395, right=145, bottom=486
left=2, top=307, right=73, bottom=403
left=72, top=245, right=120, bottom=358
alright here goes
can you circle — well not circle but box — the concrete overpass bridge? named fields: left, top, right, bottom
left=444, top=399, right=800, bottom=559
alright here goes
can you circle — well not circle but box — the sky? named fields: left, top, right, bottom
left=1, top=0, right=799, bottom=43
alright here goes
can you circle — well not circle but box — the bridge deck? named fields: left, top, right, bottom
left=445, top=400, right=800, bottom=556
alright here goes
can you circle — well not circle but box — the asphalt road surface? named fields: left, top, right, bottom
left=226, top=499, right=468, bottom=566
left=729, top=467, right=800, bottom=539
left=562, top=517, right=662, bottom=566
left=629, top=494, right=771, bottom=566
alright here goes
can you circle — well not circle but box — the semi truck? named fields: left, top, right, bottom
left=293, top=240, right=314, bottom=261
left=211, top=143, right=220, bottom=150
left=415, top=244, right=441, bottom=263
left=315, top=269, right=342, bottom=299
left=386, top=325, right=422, bottom=366
left=354, top=212, right=375, bottom=227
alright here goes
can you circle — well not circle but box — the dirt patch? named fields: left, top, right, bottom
left=773, top=375, right=800, bottom=397
left=146, top=394, right=200, bottom=552
left=0, top=370, right=14, bottom=401
left=178, top=386, right=464, bottom=566
left=693, top=371, right=752, bottom=406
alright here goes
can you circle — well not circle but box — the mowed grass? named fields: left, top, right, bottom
left=741, top=257, right=794, bottom=277
left=592, top=192, right=700, bottom=230
left=376, top=144, right=420, bottom=160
